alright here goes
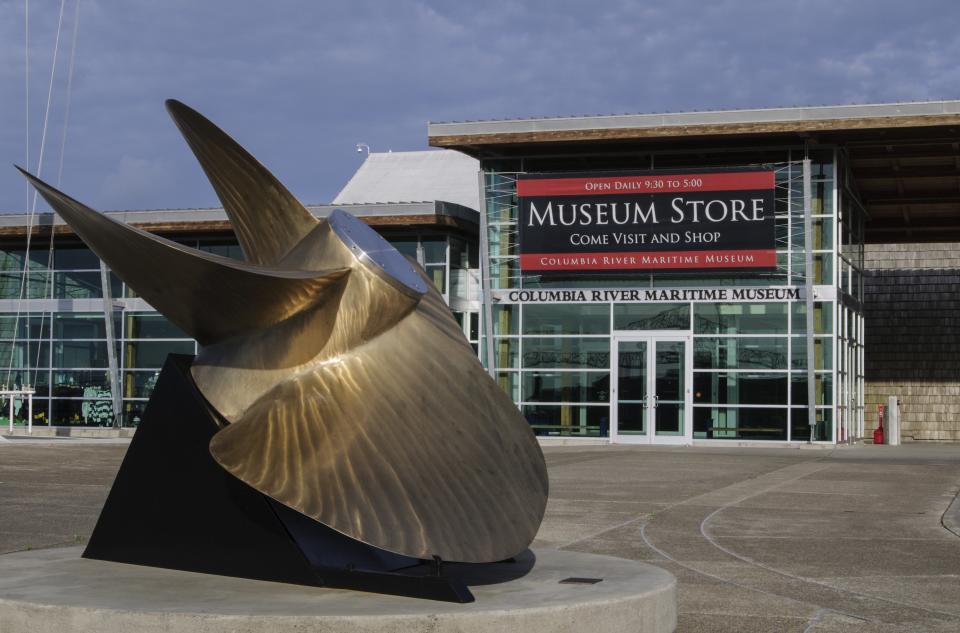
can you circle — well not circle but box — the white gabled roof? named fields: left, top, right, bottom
left=333, top=150, right=480, bottom=211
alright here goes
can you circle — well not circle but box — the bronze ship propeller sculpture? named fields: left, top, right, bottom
left=18, top=101, right=548, bottom=601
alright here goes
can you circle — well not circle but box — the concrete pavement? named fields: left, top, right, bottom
left=1, top=440, right=958, bottom=632
left=537, top=444, right=960, bottom=632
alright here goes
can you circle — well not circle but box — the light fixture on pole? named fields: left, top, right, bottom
left=356, top=143, right=370, bottom=155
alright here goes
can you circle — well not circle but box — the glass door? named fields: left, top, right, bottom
left=615, top=340, right=647, bottom=438
left=653, top=340, right=685, bottom=439
left=613, top=335, right=690, bottom=444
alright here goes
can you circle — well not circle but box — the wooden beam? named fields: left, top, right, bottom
left=853, top=165, right=960, bottom=179
left=848, top=146, right=960, bottom=161
left=863, top=195, right=960, bottom=206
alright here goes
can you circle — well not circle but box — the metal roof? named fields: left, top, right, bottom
left=428, top=100, right=960, bottom=144
left=333, top=150, right=480, bottom=210
left=0, top=201, right=478, bottom=239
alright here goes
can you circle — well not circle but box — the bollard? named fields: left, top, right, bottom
left=887, top=396, right=900, bottom=446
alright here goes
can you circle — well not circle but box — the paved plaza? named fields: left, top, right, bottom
left=1, top=439, right=958, bottom=632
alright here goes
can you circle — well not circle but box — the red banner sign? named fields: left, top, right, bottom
left=517, top=168, right=777, bottom=274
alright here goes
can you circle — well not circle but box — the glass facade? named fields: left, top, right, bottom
left=0, top=230, right=478, bottom=427
left=480, top=148, right=865, bottom=443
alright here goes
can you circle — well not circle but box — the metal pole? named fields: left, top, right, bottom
left=477, top=170, right=496, bottom=378
left=27, top=392, right=32, bottom=434
left=100, top=260, right=123, bottom=428
left=8, top=393, right=14, bottom=433
left=802, top=159, right=816, bottom=442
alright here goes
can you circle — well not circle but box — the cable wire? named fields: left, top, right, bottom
left=33, top=0, right=82, bottom=389
left=7, top=0, right=67, bottom=395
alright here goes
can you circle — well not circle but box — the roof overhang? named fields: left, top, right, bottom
left=0, top=201, right=479, bottom=240
left=429, top=101, right=960, bottom=149
left=430, top=100, right=960, bottom=243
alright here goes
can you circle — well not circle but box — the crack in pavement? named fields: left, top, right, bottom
left=640, top=458, right=960, bottom=628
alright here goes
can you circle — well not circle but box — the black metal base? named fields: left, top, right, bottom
left=83, top=354, right=474, bottom=603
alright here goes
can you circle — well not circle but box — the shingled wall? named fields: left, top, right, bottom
left=864, top=243, right=960, bottom=441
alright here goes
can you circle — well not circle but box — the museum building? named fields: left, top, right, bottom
left=2, top=101, right=959, bottom=444
left=429, top=100, right=960, bottom=445
left=0, top=150, right=481, bottom=427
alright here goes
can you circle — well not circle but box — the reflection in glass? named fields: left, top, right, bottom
left=53, top=247, right=99, bottom=269
left=614, top=303, right=689, bottom=330
left=0, top=314, right=52, bottom=339
left=425, top=264, right=446, bottom=293
left=791, top=337, right=832, bottom=370
left=523, top=304, right=610, bottom=335
left=0, top=341, right=50, bottom=368
left=125, top=313, right=188, bottom=339
left=791, top=218, right=833, bottom=250
left=54, top=313, right=114, bottom=339
left=522, top=404, right=608, bottom=437
left=492, top=305, right=518, bottom=336
left=123, top=340, right=195, bottom=369
left=694, top=303, right=788, bottom=334
left=791, top=302, right=833, bottom=334
left=790, top=372, right=833, bottom=406
left=54, top=271, right=102, bottom=298
left=0, top=272, right=49, bottom=299
left=50, top=397, right=114, bottom=426
left=54, top=340, right=111, bottom=368
left=523, top=371, right=609, bottom=403
left=123, top=400, right=148, bottom=427
left=617, top=340, right=646, bottom=434
left=693, top=372, right=787, bottom=405
left=495, top=371, right=519, bottom=401
left=491, top=337, right=519, bottom=368
left=523, top=337, right=609, bottom=369
left=0, top=248, right=48, bottom=272
left=449, top=237, right=474, bottom=269
left=694, top=337, right=788, bottom=370
left=790, top=253, right=834, bottom=285
left=489, top=258, right=518, bottom=289
left=655, top=340, right=684, bottom=435
left=693, top=407, right=787, bottom=440
left=421, top=239, right=447, bottom=264
left=123, top=371, right=161, bottom=399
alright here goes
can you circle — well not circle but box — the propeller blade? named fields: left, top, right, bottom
left=165, top=99, right=319, bottom=266
left=18, top=167, right=348, bottom=346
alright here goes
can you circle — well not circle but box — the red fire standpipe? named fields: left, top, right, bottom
left=873, top=404, right=885, bottom=445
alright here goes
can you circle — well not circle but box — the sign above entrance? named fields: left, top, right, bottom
left=493, top=286, right=805, bottom=304
left=517, top=168, right=777, bottom=273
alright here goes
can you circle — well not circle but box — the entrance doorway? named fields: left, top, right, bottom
left=612, top=335, right=692, bottom=444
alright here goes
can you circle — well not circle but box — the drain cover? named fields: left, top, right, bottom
left=559, top=577, right=603, bottom=585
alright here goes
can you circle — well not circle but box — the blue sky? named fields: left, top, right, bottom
left=2, top=0, right=959, bottom=212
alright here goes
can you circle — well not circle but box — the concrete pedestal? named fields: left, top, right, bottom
left=0, top=546, right=675, bottom=633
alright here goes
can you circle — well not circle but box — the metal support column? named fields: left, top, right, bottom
left=477, top=171, right=496, bottom=378
left=802, top=159, right=817, bottom=442
left=100, top=261, right=123, bottom=428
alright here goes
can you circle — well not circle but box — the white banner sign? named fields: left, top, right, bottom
left=490, top=286, right=835, bottom=304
